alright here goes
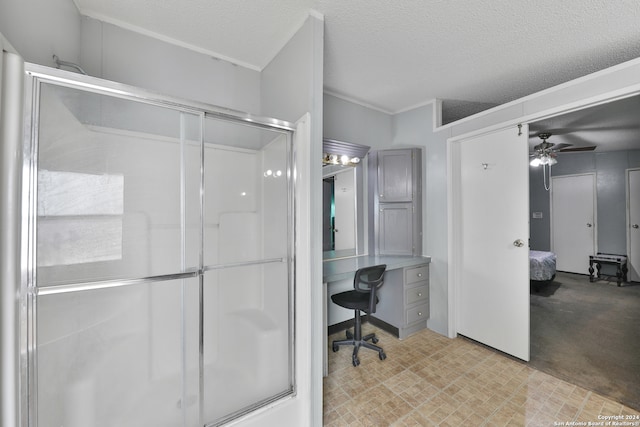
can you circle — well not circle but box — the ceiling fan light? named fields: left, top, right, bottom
left=530, top=157, right=542, bottom=167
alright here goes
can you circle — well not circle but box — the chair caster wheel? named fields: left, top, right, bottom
left=379, top=351, right=386, bottom=361
left=372, top=337, right=379, bottom=344
left=352, top=355, right=360, bottom=367
left=332, top=343, right=339, bottom=352
left=346, top=330, right=353, bottom=339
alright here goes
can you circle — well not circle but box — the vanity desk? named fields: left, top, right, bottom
left=322, top=254, right=431, bottom=375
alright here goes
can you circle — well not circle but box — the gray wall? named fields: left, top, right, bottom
left=393, top=104, right=449, bottom=336
left=0, top=0, right=81, bottom=67
left=322, top=95, right=450, bottom=336
left=0, top=1, right=262, bottom=114
left=530, top=149, right=640, bottom=253
left=79, top=17, right=261, bottom=113
left=261, top=14, right=325, bottom=425
left=323, top=94, right=392, bottom=149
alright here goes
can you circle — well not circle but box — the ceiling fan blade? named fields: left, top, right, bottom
left=559, top=146, right=597, bottom=152
left=551, top=143, right=572, bottom=151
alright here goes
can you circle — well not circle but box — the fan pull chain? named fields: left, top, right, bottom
left=543, top=163, right=551, bottom=191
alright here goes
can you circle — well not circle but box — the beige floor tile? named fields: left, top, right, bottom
left=323, top=326, right=637, bottom=426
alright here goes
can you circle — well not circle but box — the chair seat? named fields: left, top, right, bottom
left=331, top=290, right=378, bottom=312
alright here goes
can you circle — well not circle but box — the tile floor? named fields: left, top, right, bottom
left=323, top=325, right=640, bottom=426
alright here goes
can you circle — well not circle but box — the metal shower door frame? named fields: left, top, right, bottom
left=18, top=63, right=297, bottom=427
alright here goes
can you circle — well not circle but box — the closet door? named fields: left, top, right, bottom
left=551, top=174, right=596, bottom=274
left=453, top=126, right=530, bottom=361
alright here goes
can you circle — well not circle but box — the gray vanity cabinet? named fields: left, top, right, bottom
left=377, top=150, right=414, bottom=202
left=369, top=148, right=422, bottom=256
left=378, top=203, right=413, bottom=255
left=372, top=263, right=430, bottom=339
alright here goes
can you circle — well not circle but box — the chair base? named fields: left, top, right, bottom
left=332, top=326, right=387, bottom=367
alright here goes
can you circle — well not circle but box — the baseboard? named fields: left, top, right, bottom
left=327, top=317, right=359, bottom=336
left=327, top=315, right=399, bottom=338
left=368, top=316, right=399, bottom=337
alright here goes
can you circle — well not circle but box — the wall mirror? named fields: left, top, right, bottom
left=322, top=139, right=370, bottom=260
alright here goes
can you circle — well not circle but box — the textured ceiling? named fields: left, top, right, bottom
left=529, top=95, right=640, bottom=152
left=74, top=0, right=640, bottom=115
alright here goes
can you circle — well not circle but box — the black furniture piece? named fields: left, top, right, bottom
left=331, top=264, right=387, bottom=366
left=589, top=253, right=628, bottom=286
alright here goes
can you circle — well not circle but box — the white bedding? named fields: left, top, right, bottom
left=530, top=250, right=556, bottom=281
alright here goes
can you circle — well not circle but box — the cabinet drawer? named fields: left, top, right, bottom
left=405, top=265, right=429, bottom=285
left=406, top=304, right=429, bottom=324
left=405, top=284, right=428, bottom=305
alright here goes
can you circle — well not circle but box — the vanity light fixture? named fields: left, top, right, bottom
left=322, top=138, right=370, bottom=167
left=263, top=169, right=283, bottom=178
left=322, top=152, right=360, bottom=167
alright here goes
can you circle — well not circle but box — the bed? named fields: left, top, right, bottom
left=530, top=250, right=556, bottom=291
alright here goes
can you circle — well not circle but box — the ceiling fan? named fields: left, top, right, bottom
left=529, top=132, right=595, bottom=166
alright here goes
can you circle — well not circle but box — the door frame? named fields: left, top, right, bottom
left=550, top=173, right=597, bottom=273
left=627, top=168, right=640, bottom=282
left=447, top=89, right=640, bottom=340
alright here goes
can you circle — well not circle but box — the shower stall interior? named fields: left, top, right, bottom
left=16, top=64, right=296, bottom=426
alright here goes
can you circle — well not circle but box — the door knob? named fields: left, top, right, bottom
left=587, top=223, right=593, bottom=228
left=513, top=239, right=525, bottom=247
left=633, top=224, right=639, bottom=229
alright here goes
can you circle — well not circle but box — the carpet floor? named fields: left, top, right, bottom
left=530, top=272, right=640, bottom=412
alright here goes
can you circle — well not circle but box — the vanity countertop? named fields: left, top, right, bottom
left=323, top=255, right=431, bottom=283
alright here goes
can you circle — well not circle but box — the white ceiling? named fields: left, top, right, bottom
left=73, top=0, right=640, bottom=116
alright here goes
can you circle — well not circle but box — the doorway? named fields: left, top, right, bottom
left=527, top=94, right=640, bottom=410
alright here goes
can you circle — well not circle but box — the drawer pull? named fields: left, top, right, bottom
left=417, top=273, right=422, bottom=277
left=418, top=312, right=422, bottom=316
left=417, top=292, right=422, bottom=297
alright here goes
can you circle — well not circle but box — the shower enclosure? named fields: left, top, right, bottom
left=15, top=64, right=296, bottom=426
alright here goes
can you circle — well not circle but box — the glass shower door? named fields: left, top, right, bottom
left=201, top=116, right=294, bottom=426
left=22, top=67, right=296, bottom=427
left=28, top=81, right=202, bottom=427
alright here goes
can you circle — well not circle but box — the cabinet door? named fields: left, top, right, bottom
left=379, top=203, right=413, bottom=255
left=378, top=150, right=413, bottom=202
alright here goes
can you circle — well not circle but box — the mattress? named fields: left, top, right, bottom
left=530, top=250, right=556, bottom=281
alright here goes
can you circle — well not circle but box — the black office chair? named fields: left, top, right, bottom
left=331, top=264, right=387, bottom=366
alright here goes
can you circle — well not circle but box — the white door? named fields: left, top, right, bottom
left=454, top=126, right=530, bottom=361
left=551, top=174, right=596, bottom=274
left=628, top=169, right=640, bottom=282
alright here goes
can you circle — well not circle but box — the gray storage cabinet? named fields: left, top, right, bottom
left=372, top=264, right=430, bottom=339
left=369, top=148, right=422, bottom=256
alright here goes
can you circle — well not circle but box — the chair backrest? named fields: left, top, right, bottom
left=354, top=264, right=386, bottom=314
